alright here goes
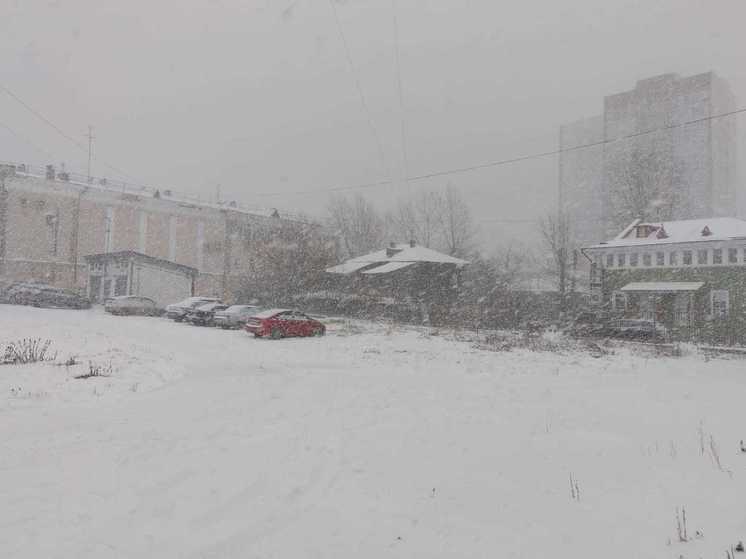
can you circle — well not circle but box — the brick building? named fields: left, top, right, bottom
left=0, top=163, right=319, bottom=301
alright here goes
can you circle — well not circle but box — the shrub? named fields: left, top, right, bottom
left=1, top=338, right=55, bottom=365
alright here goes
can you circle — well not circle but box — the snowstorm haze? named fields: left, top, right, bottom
left=2, top=0, right=746, bottom=249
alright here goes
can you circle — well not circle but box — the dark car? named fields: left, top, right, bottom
left=165, top=297, right=220, bottom=321
left=185, top=302, right=229, bottom=326
left=610, top=319, right=668, bottom=341
left=105, top=296, right=163, bottom=316
left=567, top=311, right=609, bottom=338
left=213, top=305, right=262, bottom=329
left=244, top=309, right=326, bottom=339
left=2, top=282, right=91, bottom=309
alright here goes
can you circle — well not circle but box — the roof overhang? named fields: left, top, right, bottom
left=620, top=281, right=705, bottom=293
left=361, top=261, right=416, bottom=274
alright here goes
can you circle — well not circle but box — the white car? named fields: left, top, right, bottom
left=105, top=296, right=163, bottom=316
left=213, top=305, right=263, bottom=329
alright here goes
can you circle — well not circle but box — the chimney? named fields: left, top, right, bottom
left=386, top=242, right=402, bottom=258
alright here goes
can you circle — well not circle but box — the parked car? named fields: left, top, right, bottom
left=610, top=319, right=668, bottom=341
left=165, top=297, right=220, bottom=321
left=244, top=309, right=326, bottom=339
left=1, top=282, right=91, bottom=309
left=185, top=302, right=229, bottom=326
left=213, top=305, right=263, bottom=329
left=567, top=311, right=610, bottom=338
left=105, top=296, right=163, bottom=316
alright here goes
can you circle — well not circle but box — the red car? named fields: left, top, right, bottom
left=244, top=309, right=326, bottom=339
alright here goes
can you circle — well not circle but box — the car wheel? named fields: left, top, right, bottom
left=270, top=328, right=283, bottom=340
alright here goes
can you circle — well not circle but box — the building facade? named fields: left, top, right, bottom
left=582, top=217, right=746, bottom=344
left=84, top=251, right=197, bottom=306
left=560, top=72, right=739, bottom=248
left=0, top=163, right=317, bottom=302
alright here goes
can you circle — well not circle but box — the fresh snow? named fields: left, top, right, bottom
left=1, top=306, right=745, bottom=558
left=589, top=217, right=746, bottom=248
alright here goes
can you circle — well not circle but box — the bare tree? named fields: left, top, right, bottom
left=607, top=140, right=678, bottom=229
left=326, top=194, right=385, bottom=258
left=539, top=211, right=573, bottom=318
left=437, top=186, right=475, bottom=257
left=240, top=219, right=336, bottom=305
left=387, top=189, right=443, bottom=248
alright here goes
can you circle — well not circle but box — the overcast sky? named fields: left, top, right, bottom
left=2, top=0, right=745, bottom=251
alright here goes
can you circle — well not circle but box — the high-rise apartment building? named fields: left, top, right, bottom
left=560, top=72, right=739, bottom=247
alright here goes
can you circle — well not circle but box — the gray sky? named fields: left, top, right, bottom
left=2, top=0, right=745, bottom=251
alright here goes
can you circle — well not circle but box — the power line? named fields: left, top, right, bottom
left=391, top=0, right=410, bottom=196
left=253, top=106, right=746, bottom=198
left=0, top=84, right=145, bottom=184
left=327, top=0, right=390, bottom=184
left=0, top=119, right=55, bottom=161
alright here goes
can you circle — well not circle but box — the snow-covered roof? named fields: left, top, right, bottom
left=620, top=282, right=705, bottom=292
left=325, top=261, right=374, bottom=275
left=326, top=243, right=468, bottom=274
left=85, top=251, right=197, bottom=275
left=586, top=217, right=746, bottom=249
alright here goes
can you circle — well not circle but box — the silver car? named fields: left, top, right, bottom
left=165, top=297, right=220, bottom=321
left=214, top=305, right=262, bottom=329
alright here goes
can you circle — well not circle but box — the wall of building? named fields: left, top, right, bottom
left=0, top=173, right=312, bottom=302
left=131, top=261, right=193, bottom=307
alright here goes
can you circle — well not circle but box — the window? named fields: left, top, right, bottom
left=683, top=251, right=692, bottom=265
left=643, top=253, right=651, bottom=266
left=656, top=252, right=665, bottom=266
left=630, top=253, right=639, bottom=267
left=669, top=251, right=678, bottom=266
left=138, top=211, right=148, bottom=253
left=612, top=291, right=627, bottom=312
left=114, top=276, right=128, bottom=296
left=711, top=290, right=729, bottom=319
left=674, top=293, right=691, bottom=326
left=713, top=248, right=722, bottom=264
left=697, top=249, right=708, bottom=265
left=606, top=253, right=614, bottom=267
left=728, top=248, right=738, bottom=263
left=617, top=253, right=626, bottom=267
left=104, top=207, right=114, bottom=252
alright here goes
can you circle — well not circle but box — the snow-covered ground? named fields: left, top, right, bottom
left=1, top=306, right=744, bottom=558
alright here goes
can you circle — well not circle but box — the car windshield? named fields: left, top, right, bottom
left=225, top=305, right=255, bottom=314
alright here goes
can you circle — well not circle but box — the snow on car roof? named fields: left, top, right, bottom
left=224, top=304, right=259, bottom=313
left=251, top=308, right=290, bottom=319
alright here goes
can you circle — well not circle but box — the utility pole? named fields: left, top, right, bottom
left=85, top=125, right=94, bottom=184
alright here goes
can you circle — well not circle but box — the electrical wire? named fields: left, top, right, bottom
left=0, top=83, right=145, bottom=183
left=327, top=0, right=390, bottom=184
left=252, top=106, right=746, bottom=198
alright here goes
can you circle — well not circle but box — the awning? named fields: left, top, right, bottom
left=325, top=261, right=374, bottom=274
left=361, top=261, right=416, bottom=274
left=620, top=281, right=704, bottom=293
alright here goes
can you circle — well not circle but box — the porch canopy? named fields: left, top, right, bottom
left=620, top=281, right=704, bottom=293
